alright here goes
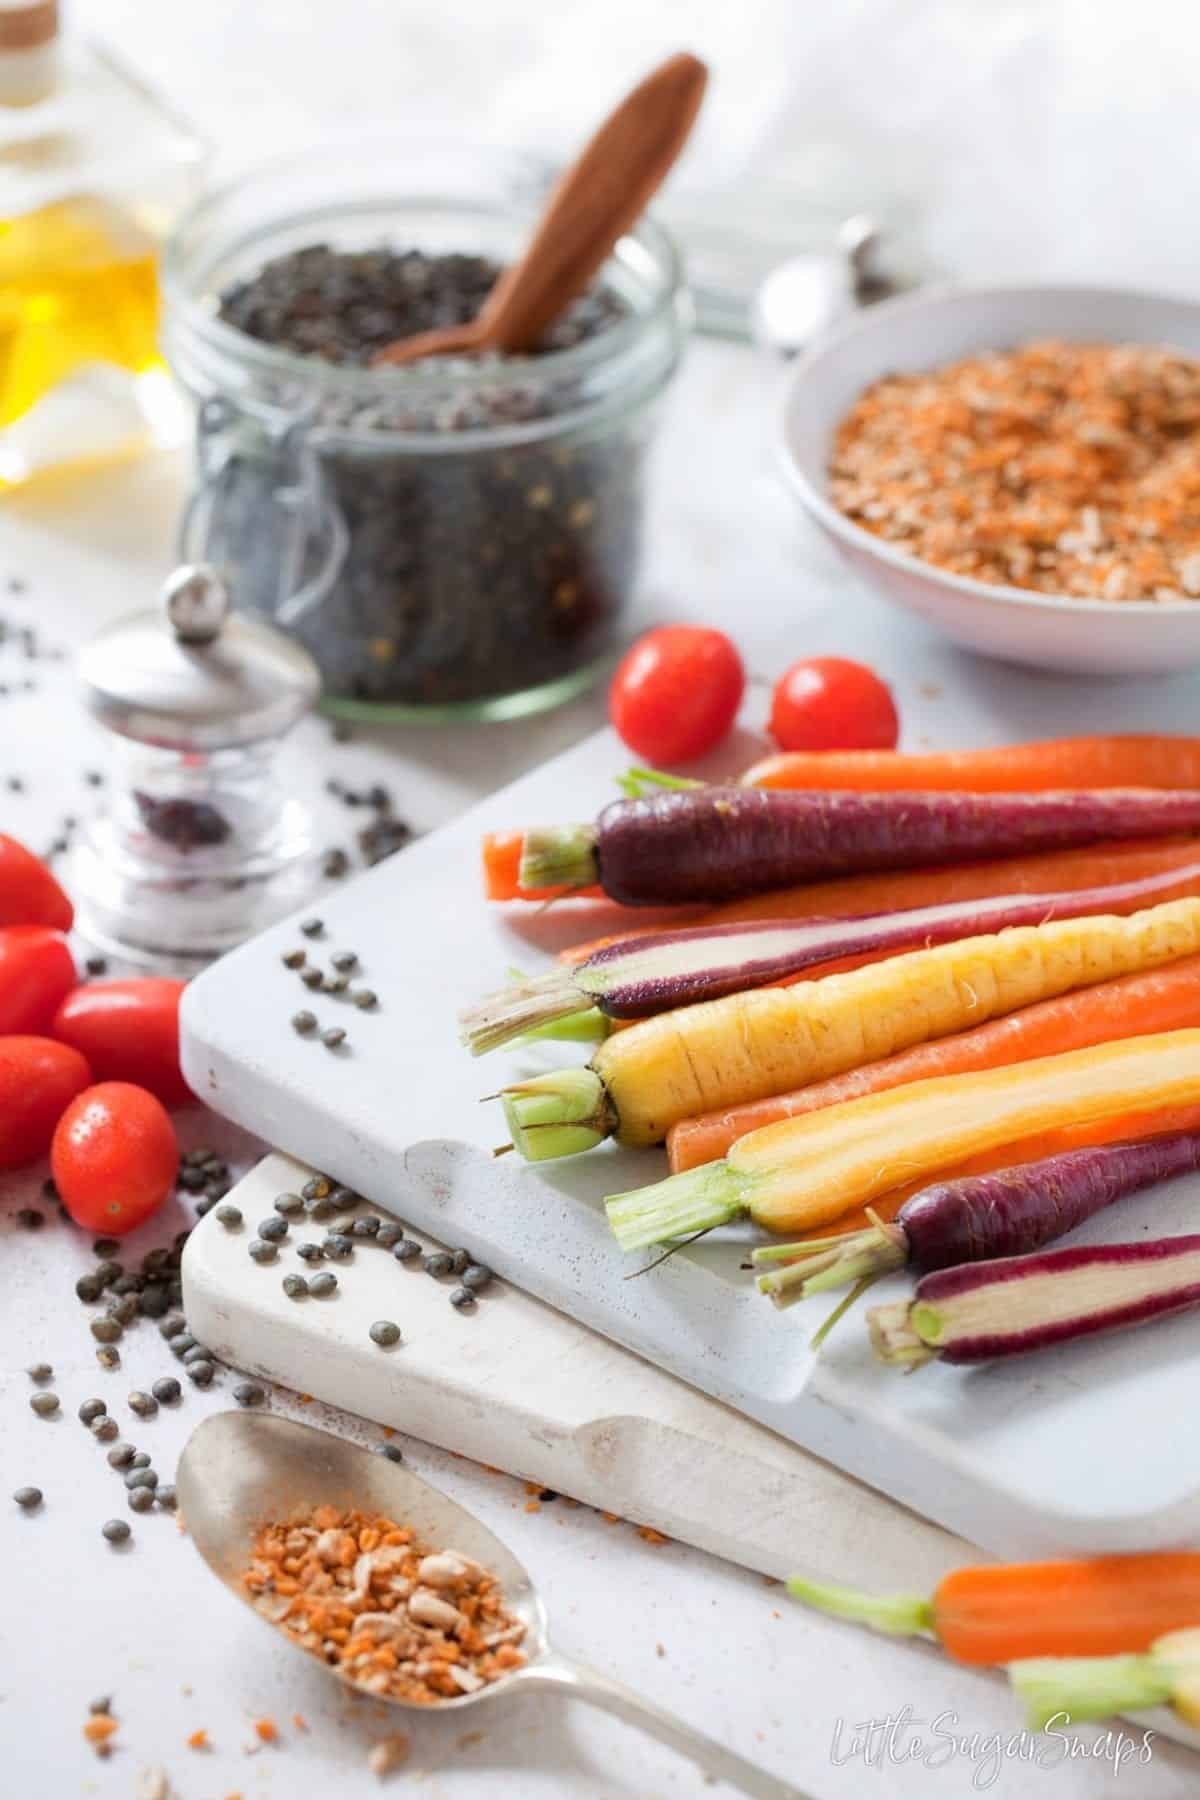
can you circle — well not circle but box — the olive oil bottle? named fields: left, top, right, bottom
left=0, top=3, right=204, bottom=485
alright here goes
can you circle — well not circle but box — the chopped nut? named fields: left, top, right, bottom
left=407, top=1587, right=464, bottom=1631
left=367, top=1733, right=411, bottom=1778
left=137, top=1768, right=171, bottom=1800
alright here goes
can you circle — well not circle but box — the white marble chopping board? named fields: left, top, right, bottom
left=180, top=724, right=1200, bottom=1562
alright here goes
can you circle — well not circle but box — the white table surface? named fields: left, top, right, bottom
left=5, top=5, right=1200, bottom=1797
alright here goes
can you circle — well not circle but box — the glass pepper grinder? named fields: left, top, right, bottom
left=72, top=563, right=322, bottom=964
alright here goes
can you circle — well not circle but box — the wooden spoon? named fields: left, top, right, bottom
left=371, top=51, right=708, bottom=368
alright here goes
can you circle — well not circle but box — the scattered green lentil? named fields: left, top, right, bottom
left=90, top=1317, right=122, bottom=1344
left=302, top=1176, right=332, bottom=1200
left=323, top=1234, right=353, bottom=1260
left=351, top=1215, right=381, bottom=1239
left=107, top=1443, right=136, bottom=1469
left=376, top=1443, right=404, bottom=1463
left=14, top=1486, right=42, bottom=1508
left=30, top=1391, right=59, bottom=1417
left=369, top=1320, right=402, bottom=1348
left=450, top=1249, right=470, bottom=1275
left=461, top=1264, right=493, bottom=1292
left=102, top=1519, right=131, bottom=1544
left=128, top=1392, right=158, bottom=1419
left=296, top=1242, right=323, bottom=1262
left=125, top=1468, right=158, bottom=1491
left=323, top=972, right=350, bottom=994
left=248, top=1239, right=277, bottom=1265
left=300, top=917, right=324, bottom=938
left=95, top=1347, right=121, bottom=1371
left=215, top=1204, right=243, bottom=1229
left=15, top=1207, right=44, bottom=1228
left=352, top=988, right=378, bottom=1010
left=138, top=1283, right=170, bottom=1319
left=151, top=1377, right=181, bottom=1405
left=26, top=1362, right=52, bottom=1382
left=157, top=1485, right=178, bottom=1510
left=273, top=1192, right=304, bottom=1216
left=258, top=1215, right=288, bottom=1242
left=78, top=1398, right=107, bottom=1425
left=233, top=1381, right=265, bottom=1406
left=282, top=1273, right=308, bottom=1299
left=108, top=1294, right=139, bottom=1325
left=374, top=1222, right=404, bottom=1248
left=331, top=950, right=358, bottom=972
left=182, top=1344, right=211, bottom=1364
left=392, top=1238, right=421, bottom=1263
left=328, top=1185, right=358, bottom=1210
left=159, top=1314, right=187, bottom=1339
left=92, top=1236, right=121, bottom=1257
left=308, top=1271, right=338, bottom=1298
left=449, top=1287, right=475, bottom=1310
left=91, top=1416, right=120, bottom=1442
left=423, top=1252, right=453, bottom=1278
left=300, top=967, right=324, bottom=990
left=94, top=1259, right=122, bottom=1286
left=321, top=1026, right=346, bottom=1049
left=282, top=947, right=306, bottom=969
left=170, top=1333, right=197, bottom=1358
left=75, top=1273, right=103, bottom=1302
left=129, top=1453, right=150, bottom=1469
left=128, top=1486, right=155, bottom=1514
left=187, top=1360, right=215, bottom=1386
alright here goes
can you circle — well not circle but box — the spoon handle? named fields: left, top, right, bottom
left=523, top=1650, right=805, bottom=1799
left=472, top=51, right=707, bottom=355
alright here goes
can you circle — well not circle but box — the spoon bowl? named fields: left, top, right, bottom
left=177, top=1412, right=799, bottom=1795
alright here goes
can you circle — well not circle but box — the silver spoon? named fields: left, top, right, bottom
left=177, top=1413, right=803, bottom=1799
left=752, top=214, right=902, bottom=356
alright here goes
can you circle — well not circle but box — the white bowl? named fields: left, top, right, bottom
left=780, top=283, right=1200, bottom=675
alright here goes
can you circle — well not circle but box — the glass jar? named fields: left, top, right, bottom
left=161, top=138, right=687, bottom=723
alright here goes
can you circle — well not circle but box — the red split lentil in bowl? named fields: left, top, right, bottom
left=780, top=284, right=1200, bottom=674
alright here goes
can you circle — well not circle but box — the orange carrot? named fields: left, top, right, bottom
left=482, top=830, right=604, bottom=903
left=787, top=1552, right=1200, bottom=1664
left=742, top=734, right=1200, bottom=794
left=667, top=954, right=1200, bottom=1171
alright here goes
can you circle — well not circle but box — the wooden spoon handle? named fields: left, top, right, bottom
left=473, top=51, right=707, bottom=355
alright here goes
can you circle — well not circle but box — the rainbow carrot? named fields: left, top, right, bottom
left=741, top=734, right=1200, bottom=794
left=667, top=955, right=1200, bottom=1171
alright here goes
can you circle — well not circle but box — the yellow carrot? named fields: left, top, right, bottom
left=502, top=897, right=1200, bottom=1160
left=605, top=1030, right=1200, bottom=1248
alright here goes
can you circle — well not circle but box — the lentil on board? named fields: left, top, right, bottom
left=830, top=340, right=1200, bottom=601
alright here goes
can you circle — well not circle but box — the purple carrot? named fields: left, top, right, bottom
left=755, top=1130, right=1200, bottom=1307
left=868, top=1233, right=1200, bottom=1367
left=463, top=855, right=1200, bottom=1052
left=517, top=786, right=1200, bottom=906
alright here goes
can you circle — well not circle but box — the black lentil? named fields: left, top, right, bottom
left=282, top=1273, right=308, bottom=1299
left=91, top=1416, right=120, bottom=1442
left=107, top=1294, right=139, bottom=1325
left=14, top=1486, right=42, bottom=1508
left=215, top=1204, right=243, bottom=1228
left=128, top=1485, right=155, bottom=1513
left=248, top=1239, right=278, bottom=1265
left=90, top=1317, right=122, bottom=1344
left=331, top=950, right=358, bottom=973
left=449, top=1248, right=470, bottom=1275
left=449, top=1287, right=475, bottom=1309
left=194, top=1194, right=216, bottom=1217
left=233, top=1381, right=265, bottom=1406
left=322, top=847, right=349, bottom=878
left=26, top=1362, right=52, bottom=1382
left=30, top=1391, right=59, bottom=1416
left=376, top=1443, right=404, bottom=1463
left=328, top=1186, right=358, bottom=1211
left=273, top=1192, right=304, bottom=1216
left=92, top=1237, right=121, bottom=1258
left=461, top=1263, right=493, bottom=1292
left=369, top=1320, right=401, bottom=1348
left=257, top=1215, right=289, bottom=1242
left=15, top=1207, right=43, bottom=1228
left=128, top=1391, right=158, bottom=1419
left=130, top=1452, right=150, bottom=1469
left=157, top=1484, right=178, bottom=1510
left=111, top=1272, right=144, bottom=1296
left=84, top=953, right=108, bottom=975
left=303, top=1196, right=335, bottom=1222
left=75, top=1272, right=103, bottom=1303
left=135, top=790, right=230, bottom=850
left=94, top=1259, right=122, bottom=1286
left=374, top=1222, right=403, bottom=1249
left=170, top=1334, right=197, bottom=1357
left=296, top=1241, right=324, bottom=1262
left=79, top=1398, right=107, bottom=1425
left=352, top=988, right=379, bottom=1010
left=159, top=1314, right=187, bottom=1339
left=179, top=1164, right=208, bottom=1192
left=300, top=966, right=324, bottom=990
left=95, top=1346, right=121, bottom=1371
left=322, top=1234, right=353, bottom=1261
left=124, top=1469, right=158, bottom=1494
left=350, top=1215, right=381, bottom=1239
left=308, top=1271, right=338, bottom=1297
left=138, top=1283, right=170, bottom=1319
left=392, top=1238, right=422, bottom=1263
left=323, top=972, right=350, bottom=994
left=102, top=1518, right=131, bottom=1544
left=423, top=1251, right=453, bottom=1278
left=321, top=1026, right=346, bottom=1049
left=151, top=1376, right=182, bottom=1405
left=282, top=947, right=306, bottom=969
left=187, top=1359, right=215, bottom=1386
left=107, top=1442, right=136, bottom=1469
left=182, top=1344, right=212, bottom=1364
left=299, top=919, right=324, bottom=940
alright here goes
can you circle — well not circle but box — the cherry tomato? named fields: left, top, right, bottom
left=0, top=833, right=73, bottom=930
left=0, top=1036, right=93, bottom=1170
left=51, top=1082, right=179, bottom=1235
left=52, top=978, right=191, bottom=1107
left=0, top=926, right=77, bottom=1034
left=610, top=626, right=745, bottom=765
left=769, top=657, right=899, bottom=753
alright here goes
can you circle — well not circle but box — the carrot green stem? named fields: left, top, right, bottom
left=499, top=1069, right=616, bottom=1161
left=461, top=967, right=586, bottom=1055
left=605, top=1159, right=757, bottom=1251
left=753, top=1224, right=909, bottom=1306
left=1009, top=1654, right=1175, bottom=1730
left=867, top=1299, right=940, bottom=1368
left=515, top=1006, right=608, bottom=1045
left=785, top=1576, right=936, bottom=1639
left=518, top=825, right=600, bottom=892
left=615, top=766, right=706, bottom=798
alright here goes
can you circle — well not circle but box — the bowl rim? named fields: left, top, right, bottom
left=778, top=279, right=1200, bottom=621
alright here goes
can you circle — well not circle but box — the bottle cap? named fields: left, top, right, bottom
left=78, top=564, right=322, bottom=751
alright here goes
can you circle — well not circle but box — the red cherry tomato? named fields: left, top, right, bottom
left=0, top=833, right=73, bottom=930
left=610, top=626, right=745, bottom=765
left=52, top=978, right=191, bottom=1107
left=0, top=1036, right=93, bottom=1170
left=769, top=657, right=899, bottom=753
left=51, top=1081, right=179, bottom=1235
left=0, top=926, right=77, bottom=1034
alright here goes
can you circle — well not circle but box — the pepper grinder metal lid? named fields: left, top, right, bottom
left=72, top=566, right=324, bottom=966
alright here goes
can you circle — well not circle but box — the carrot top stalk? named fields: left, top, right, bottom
left=1011, top=1629, right=1200, bottom=1730
left=741, top=734, right=1200, bottom=794
left=787, top=1553, right=1200, bottom=1665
